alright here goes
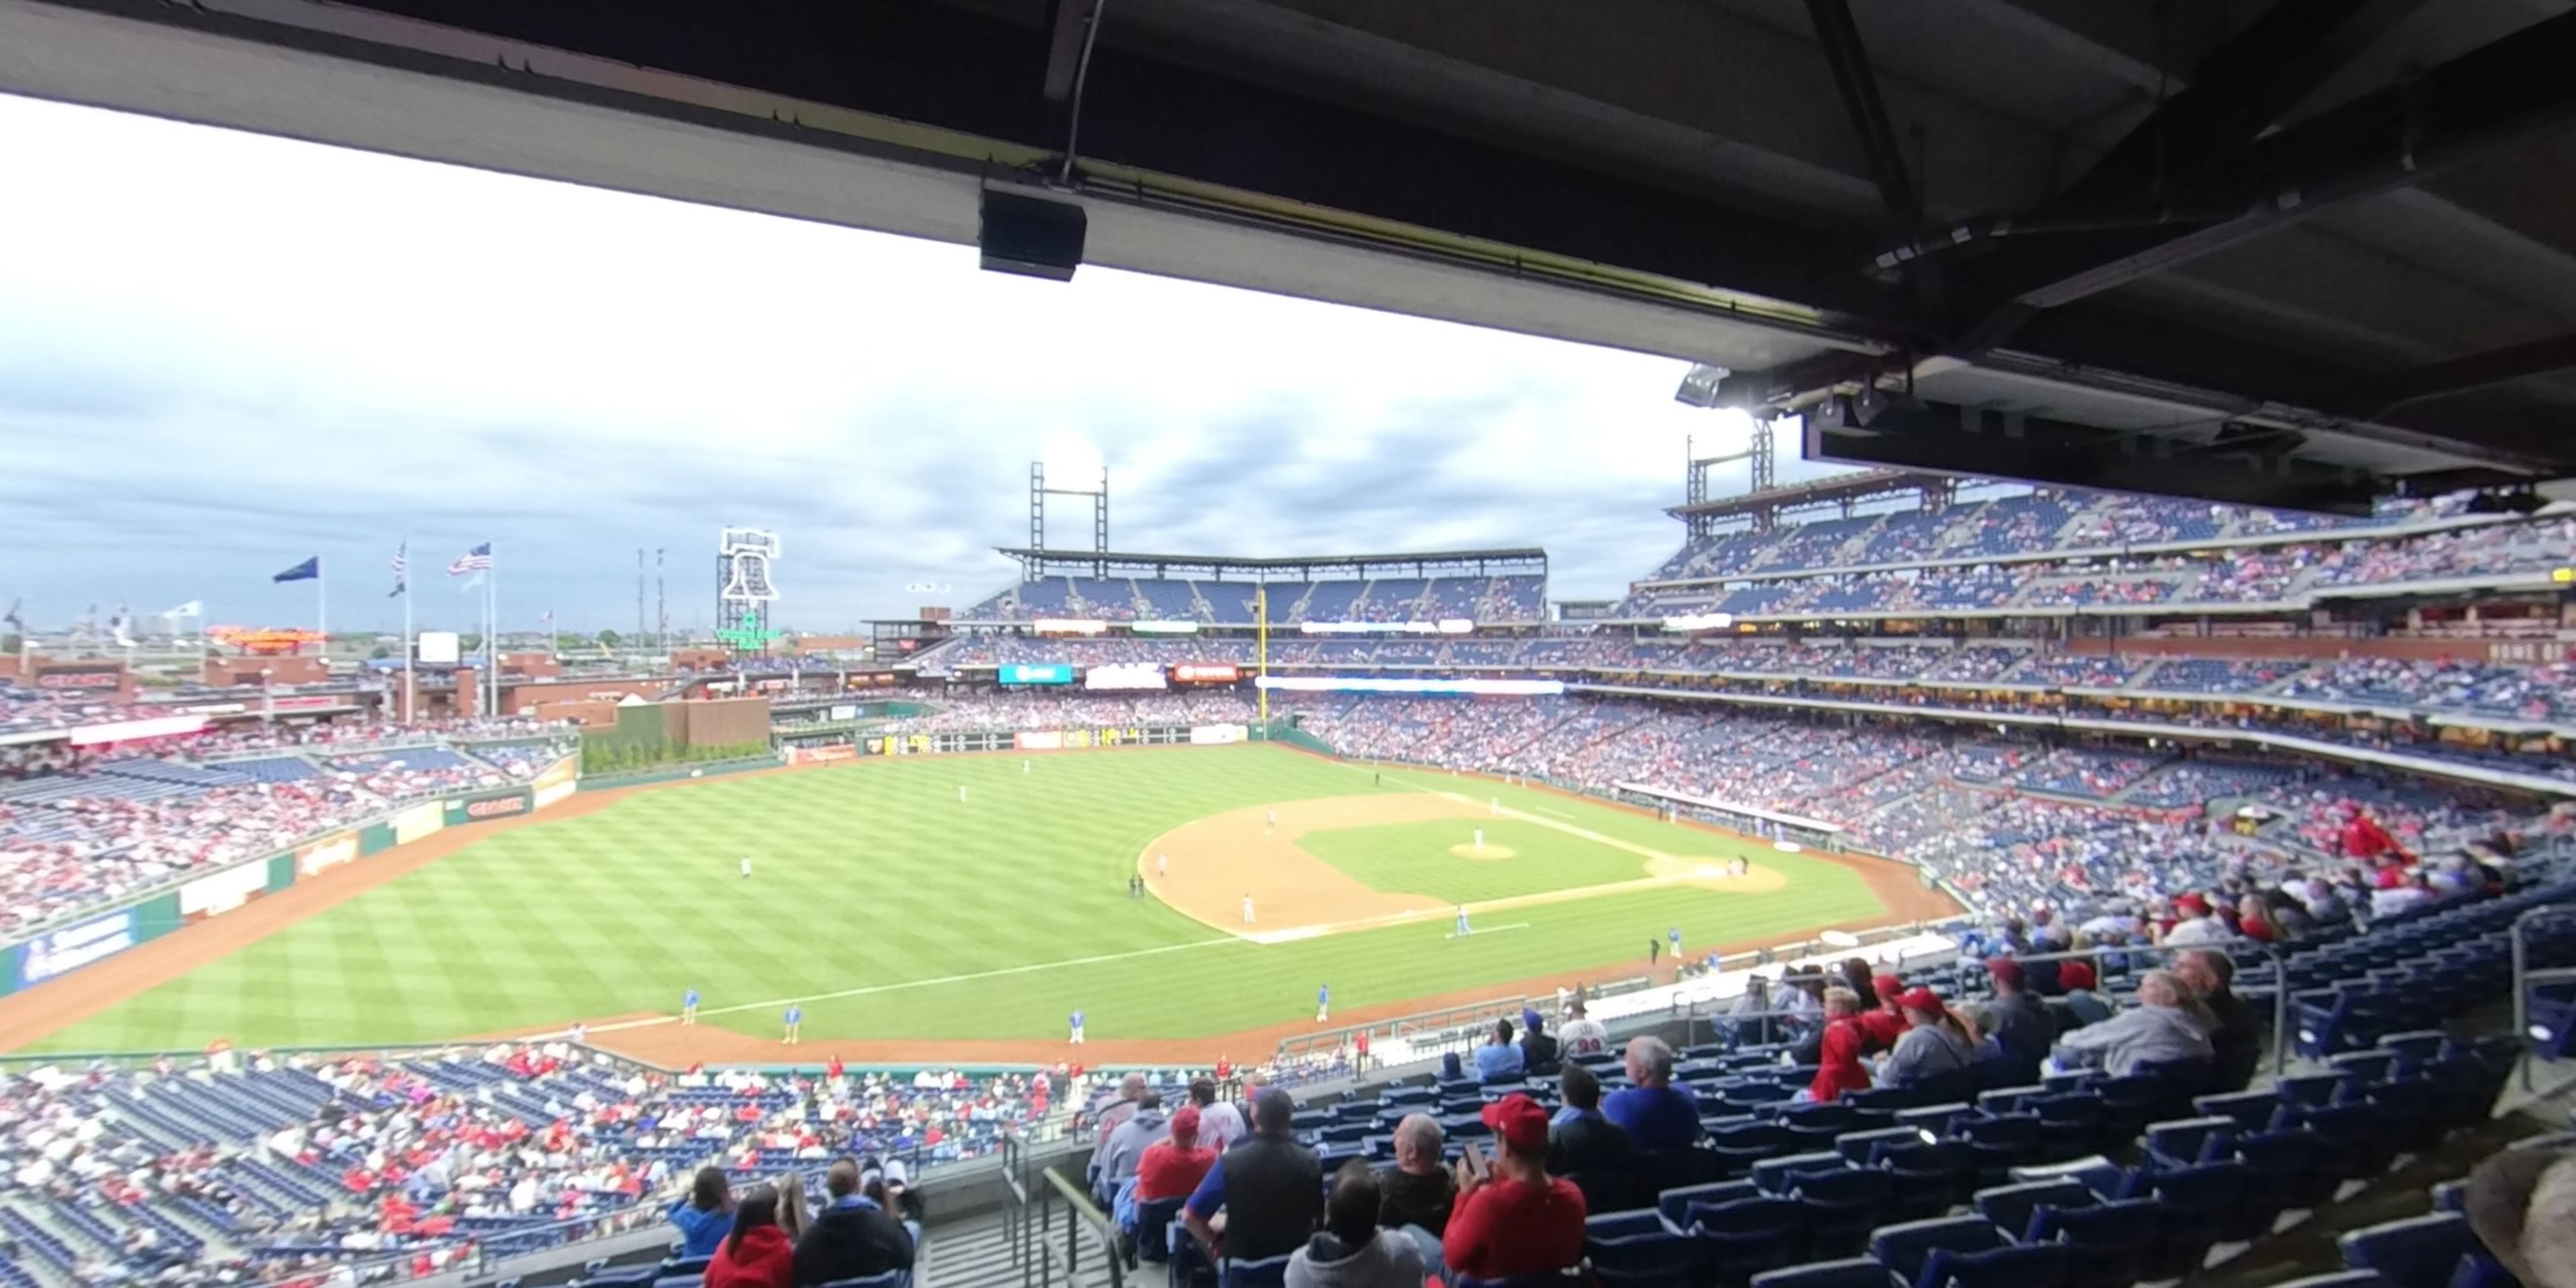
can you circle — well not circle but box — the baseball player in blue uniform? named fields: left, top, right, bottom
left=682, top=989, right=700, bottom=1025
left=1455, top=905, right=1472, bottom=937
left=1069, top=1008, right=1085, bottom=1045
left=1316, top=983, right=1330, bottom=1023
left=782, top=1004, right=803, bottom=1045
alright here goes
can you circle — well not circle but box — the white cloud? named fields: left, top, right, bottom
left=0, top=93, right=1845, bottom=633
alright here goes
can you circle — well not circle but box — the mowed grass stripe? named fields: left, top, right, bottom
left=33, top=747, right=1887, bottom=1052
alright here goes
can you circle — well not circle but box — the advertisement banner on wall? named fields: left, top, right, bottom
left=787, top=743, right=858, bottom=766
left=19, top=909, right=136, bottom=988
left=444, top=791, right=532, bottom=826
left=180, top=862, right=270, bottom=920
left=1190, top=724, right=1250, bottom=746
left=393, top=802, right=444, bottom=846
left=1015, top=730, right=1064, bottom=751
left=534, top=779, right=577, bottom=810
left=297, top=831, right=359, bottom=878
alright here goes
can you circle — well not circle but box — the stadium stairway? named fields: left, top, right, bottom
left=929, top=1208, right=1050, bottom=1288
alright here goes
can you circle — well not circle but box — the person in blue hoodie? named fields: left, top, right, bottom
left=669, top=1166, right=736, bottom=1258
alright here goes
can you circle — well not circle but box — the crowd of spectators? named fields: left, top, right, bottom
left=0, top=1044, right=1069, bottom=1285
left=962, top=575, right=1546, bottom=625
left=0, top=734, right=573, bottom=935
left=878, top=692, right=1257, bottom=735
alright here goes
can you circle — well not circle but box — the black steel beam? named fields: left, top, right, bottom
left=256, top=0, right=1901, bottom=325
left=1947, top=8, right=2576, bottom=349
left=1802, top=399, right=2384, bottom=514
left=1803, top=0, right=1916, bottom=221
left=2055, top=0, right=2434, bottom=213
left=2015, top=300, right=2576, bottom=467
left=2348, top=334, right=2576, bottom=410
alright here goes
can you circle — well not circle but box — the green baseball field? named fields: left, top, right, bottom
left=23, top=746, right=1919, bottom=1061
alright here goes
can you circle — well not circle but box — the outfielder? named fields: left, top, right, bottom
left=1455, top=905, right=1472, bottom=937
left=1069, top=1008, right=1085, bottom=1045
left=740, top=855, right=753, bottom=880
left=782, top=1005, right=803, bottom=1045
left=682, top=989, right=700, bottom=1025
left=1316, top=983, right=1330, bottom=1023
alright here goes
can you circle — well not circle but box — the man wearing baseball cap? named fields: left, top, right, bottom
left=2162, top=893, right=2229, bottom=947
left=1138, top=1105, right=1219, bottom=1204
left=1441, top=1094, right=1586, bottom=1281
left=1982, top=958, right=2052, bottom=1079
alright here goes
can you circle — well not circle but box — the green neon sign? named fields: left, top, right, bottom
left=713, top=610, right=786, bottom=651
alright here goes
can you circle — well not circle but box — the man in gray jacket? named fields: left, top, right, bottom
left=1097, top=1092, right=1170, bottom=1202
left=2050, top=970, right=2214, bottom=1076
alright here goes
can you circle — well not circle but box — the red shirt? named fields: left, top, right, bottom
left=704, top=1224, right=795, bottom=1288
left=1809, top=1019, right=1871, bottom=1103
left=1135, top=1141, right=1217, bottom=1202
left=1442, top=1174, right=1587, bottom=1280
left=1857, top=1008, right=1907, bottom=1054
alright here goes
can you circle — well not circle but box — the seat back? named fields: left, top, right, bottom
left=1220, top=1252, right=1296, bottom=1288
left=1971, top=1180, right=2091, bottom=1240
left=1921, top=1240, right=2073, bottom=1288
left=2339, top=1213, right=2479, bottom=1288
left=1660, top=1180, right=1758, bottom=1231
left=1867, top=1216, right=2006, bottom=1284
left=1746, top=1257, right=1899, bottom=1288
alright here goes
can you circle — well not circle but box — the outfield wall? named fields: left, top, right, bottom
left=0, top=756, right=579, bottom=1002
left=860, top=721, right=1249, bottom=755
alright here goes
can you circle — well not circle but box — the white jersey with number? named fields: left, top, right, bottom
left=1560, top=1018, right=1610, bottom=1058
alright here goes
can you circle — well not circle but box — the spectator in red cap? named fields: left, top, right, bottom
left=1805, top=987, right=1872, bottom=1104
left=2162, top=893, right=2229, bottom=947
left=2055, top=958, right=2112, bottom=1026
left=1137, top=1105, right=1217, bottom=1203
left=1981, top=958, right=2053, bottom=1075
left=1879, top=986, right=1974, bottom=1090
left=1856, top=975, right=1908, bottom=1052
left=1443, top=1094, right=1585, bottom=1281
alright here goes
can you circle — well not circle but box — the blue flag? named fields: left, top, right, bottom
left=272, top=557, right=320, bottom=583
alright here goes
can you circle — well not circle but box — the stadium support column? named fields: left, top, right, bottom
left=1257, top=586, right=1269, bottom=727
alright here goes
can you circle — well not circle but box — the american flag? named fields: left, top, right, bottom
left=389, top=542, right=408, bottom=597
left=447, top=542, right=492, bottom=575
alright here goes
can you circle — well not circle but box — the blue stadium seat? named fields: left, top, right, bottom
left=2026, top=1199, right=2158, bottom=1288
left=1867, top=1217, right=2009, bottom=1288
left=1970, top=1180, right=2091, bottom=1241
left=1587, top=1228, right=1702, bottom=1288
left=1921, top=1239, right=2074, bottom=1288
left=1219, top=1252, right=1295, bottom=1288
left=1687, top=1196, right=1805, bottom=1288
left=1788, top=1167, right=1895, bottom=1259
left=2340, top=1213, right=2482, bottom=1288
left=1661, top=1180, right=1759, bottom=1232
left=1749, top=1257, right=1900, bottom=1288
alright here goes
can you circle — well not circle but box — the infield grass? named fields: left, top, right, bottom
left=31, top=746, right=1890, bottom=1052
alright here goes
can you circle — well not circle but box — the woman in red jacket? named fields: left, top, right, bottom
left=1807, top=988, right=1873, bottom=1103
left=705, top=1185, right=795, bottom=1288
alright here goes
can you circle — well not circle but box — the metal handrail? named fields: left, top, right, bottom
left=1038, top=1165, right=1124, bottom=1288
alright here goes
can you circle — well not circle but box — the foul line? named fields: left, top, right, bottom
left=585, top=937, right=1238, bottom=1035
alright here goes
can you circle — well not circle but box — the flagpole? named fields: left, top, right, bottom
left=316, top=558, right=328, bottom=668
left=486, top=543, right=499, bottom=718
left=402, top=539, right=416, bottom=726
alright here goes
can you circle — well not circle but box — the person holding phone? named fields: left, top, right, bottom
left=1441, top=1094, right=1585, bottom=1281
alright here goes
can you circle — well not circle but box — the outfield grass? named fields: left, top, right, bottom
left=1300, top=818, right=1697, bottom=902
left=34, top=747, right=1891, bottom=1052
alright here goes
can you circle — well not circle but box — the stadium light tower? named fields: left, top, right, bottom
left=1027, top=459, right=1110, bottom=581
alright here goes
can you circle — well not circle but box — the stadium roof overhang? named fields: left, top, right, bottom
left=8, top=0, right=2574, bottom=509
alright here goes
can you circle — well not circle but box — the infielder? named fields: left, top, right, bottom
left=681, top=989, right=700, bottom=1025
left=1266, top=808, right=1278, bottom=829
left=1158, top=853, right=1169, bottom=878
left=782, top=1005, right=803, bottom=1045
left=1454, top=905, right=1472, bottom=937
left=1474, top=828, right=1485, bottom=851
left=1668, top=926, right=1683, bottom=961
left=958, top=786, right=969, bottom=803
left=1316, top=983, right=1330, bottom=1023
left=1068, top=1008, right=1085, bottom=1045
left=1242, top=893, right=1255, bottom=924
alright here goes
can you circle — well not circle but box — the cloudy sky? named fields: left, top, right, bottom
left=0, top=92, right=1835, bottom=636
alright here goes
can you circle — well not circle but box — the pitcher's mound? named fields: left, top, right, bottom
left=1448, top=843, right=1518, bottom=861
